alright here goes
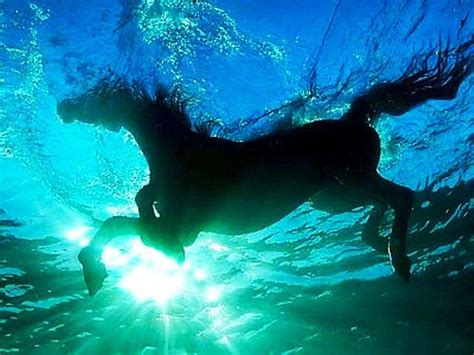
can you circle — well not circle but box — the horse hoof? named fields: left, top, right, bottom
left=78, top=247, right=108, bottom=296
left=388, top=242, right=411, bottom=282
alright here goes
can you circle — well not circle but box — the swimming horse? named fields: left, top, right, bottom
left=58, top=44, right=473, bottom=296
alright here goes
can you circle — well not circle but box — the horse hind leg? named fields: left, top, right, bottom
left=369, top=175, right=415, bottom=281
left=361, top=202, right=389, bottom=253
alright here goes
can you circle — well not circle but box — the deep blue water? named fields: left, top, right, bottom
left=1, top=0, right=473, bottom=353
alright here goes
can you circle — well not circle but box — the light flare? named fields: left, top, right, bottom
left=193, top=268, right=208, bottom=281
left=64, top=225, right=227, bottom=307
left=65, top=226, right=92, bottom=247
left=209, top=242, right=228, bottom=252
left=120, top=264, right=185, bottom=306
left=102, top=246, right=129, bottom=266
left=206, top=286, right=221, bottom=302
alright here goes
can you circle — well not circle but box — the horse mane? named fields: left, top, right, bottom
left=87, top=77, right=221, bottom=137
left=146, top=87, right=191, bottom=129
left=133, top=83, right=222, bottom=137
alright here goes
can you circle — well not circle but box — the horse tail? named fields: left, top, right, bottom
left=342, top=38, right=473, bottom=125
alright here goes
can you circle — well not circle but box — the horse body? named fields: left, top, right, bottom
left=57, top=42, right=472, bottom=295
left=129, top=116, right=380, bottom=238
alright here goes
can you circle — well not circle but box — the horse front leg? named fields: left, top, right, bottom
left=135, top=183, right=158, bottom=220
left=135, top=183, right=186, bottom=263
left=79, top=181, right=159, bottom=296
left=78, top=216, right=141, bottom=296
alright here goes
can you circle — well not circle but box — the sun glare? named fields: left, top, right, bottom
left=65, top=226, right=92, bottom=246
left=205, top=286, right=221, bottom=302
left=102, top=246, right=130, bottom=266
left=120, top=264, right=185, bottom=305
left=118, top=241, right=186, bottom=305
left=64, top=225, right=225, bottom=307
left=193, top=268, right=208, bottom=281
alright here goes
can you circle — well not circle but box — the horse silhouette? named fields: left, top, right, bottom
left=58, top=44, right=473, bottom=296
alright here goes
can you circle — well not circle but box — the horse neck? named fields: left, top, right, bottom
left=124, top=115, right=194, bottom=179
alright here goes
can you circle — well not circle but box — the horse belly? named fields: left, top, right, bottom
left=309, top=184, right=374, bottom=214
left=200, top=171, right=319, bottom=235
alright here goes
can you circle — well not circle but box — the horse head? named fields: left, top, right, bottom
left=57, top=80, right=142, bottom=132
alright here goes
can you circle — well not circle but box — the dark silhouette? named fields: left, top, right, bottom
left=57, top=43, right=473, bottom=296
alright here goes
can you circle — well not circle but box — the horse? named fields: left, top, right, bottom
left=58, top=47, right=472, bottom=296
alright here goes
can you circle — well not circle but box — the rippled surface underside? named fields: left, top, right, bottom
left=1, top=0, right=473, bottom=353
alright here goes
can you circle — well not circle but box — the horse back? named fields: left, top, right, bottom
left=244, top=119, right=381, bottom=173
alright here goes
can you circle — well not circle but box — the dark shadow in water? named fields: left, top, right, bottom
left=0, top=179, right=473, bottom=353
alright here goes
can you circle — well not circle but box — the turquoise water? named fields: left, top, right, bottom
left=1, top=0, right=473, bottom=353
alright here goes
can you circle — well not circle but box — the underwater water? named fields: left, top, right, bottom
left=1, top=0, right=474, bottom=353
